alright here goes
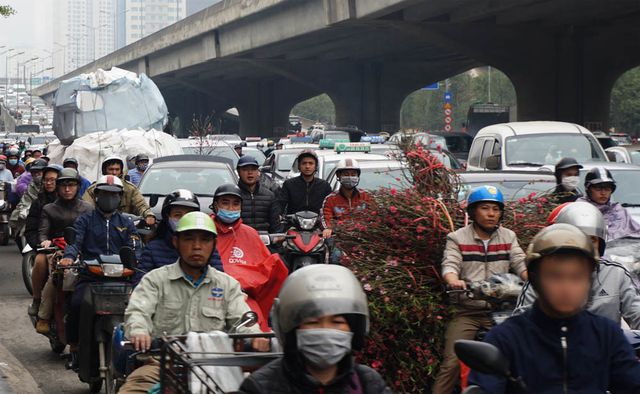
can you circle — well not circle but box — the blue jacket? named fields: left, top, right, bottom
left=64, top=210, right=141, bottom=263
left=469, top=303, right=640, bottom=393
left=135, top=230, right=223, bottom=285
left=79, top=176, right=91, bottom=198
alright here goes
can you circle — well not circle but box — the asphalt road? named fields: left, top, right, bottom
left=0, top=242, right=87, bottom=393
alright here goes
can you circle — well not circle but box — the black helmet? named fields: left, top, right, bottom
left=213, top=184, right=242, bottom=200
left=63, top=157, right=79, bottom=168
left=585, top=167, right=616, bottom=193
left=554, top=157, right=583, bottom=182
left=296, top=149, right=318, bottom=166
left=161, top=189, right=200, bottom=218
left=30, top=159, right=48, bottom=172
left=56, top=168, right=80, bottom=184
left=135, top=153, right=150, bottom=163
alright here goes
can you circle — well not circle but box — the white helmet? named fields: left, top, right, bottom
left=95, top=174, right=124, bottom=193
left=101, top=156, right=124, bottom=175
left=335, top=158, right=361, bottom=176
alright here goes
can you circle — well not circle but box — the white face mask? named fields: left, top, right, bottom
left=561, top=176, right=580, bottom=191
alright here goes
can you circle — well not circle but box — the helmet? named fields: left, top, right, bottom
left=7, top=147, right=19, bottom=157
left=267, top=140, right=274, bottom=147
left=135, top=153, right=150, bottom=163
left=271, top=265, right=369, bottom=350
left=584, top=167, right=616, bottom=192
left=31, top=158, right=48, bottom=172
left=56, top=168, right=80, bottom=184
left=175, top=211, right=217, bottom=236
left=43, top=164, right=62, bottom=176
left=95, top=175, right=124, bottom=193
left=101, top=156, right=124, bottom=175
left=554, top=157, right=583, bottom=182
left=335, top=158, right=361, bottom=176
left=213, top=184, right=242, bottom=200
left=467, top=185, right=504, bottom=212
left=296, top=149, right=318, bottom=166
left=237, top=155, right=260, bottom=168
left=63, top=157, right=79, bottom=168
left=24, top=157, right=35, bottom=171
left=525, top=223, right=596, bottom=269
left=546, top=202, right=572, bottom=226
left=549, top=201, right=607, bottom=256
left=161, top=189, right=200, bottom=218
left=0, top=155, right=6, bottom=163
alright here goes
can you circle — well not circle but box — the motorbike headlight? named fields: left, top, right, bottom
left=298, top=217, right=316, bottom=230
left=102, top=263, right=124, bottom=277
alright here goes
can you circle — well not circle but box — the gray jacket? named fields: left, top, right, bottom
left=514, top=259, right=640, bottom=329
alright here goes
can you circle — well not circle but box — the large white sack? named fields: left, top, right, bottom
left=47, top=128, right=182, bottom=182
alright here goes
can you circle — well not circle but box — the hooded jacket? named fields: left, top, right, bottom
left=577, top=196, right=640, bottom=240
left=278, top=175, right=332, bottom=215
left=238, top=180, right=283, bottom=233
left=15, top=172, right=32, bottom=197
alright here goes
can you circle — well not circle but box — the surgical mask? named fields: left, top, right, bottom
left=168, top=218, right=179, bottom=232
left=8, top=159, right=17, bottom=166
left=296, top=329, right=353, bottom=369
left=216, top=208, right=241, bottom=224
left=562, top=176, right=580, bottom=191
left=96, top=193, right=122, bottom=213
left=339, top=175, right=360, bottom=189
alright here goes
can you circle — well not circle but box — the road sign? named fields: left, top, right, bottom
left=444, top=92, right=452, bottom=102
left=444, top=124, right=452, bottom=132
left=444, top=108, right=452, bottom=116
left=444, top=116, right=453, bottom=124
left=422, top=82, right=439, bottom=91
left=443, top=102, right=452, bottom=110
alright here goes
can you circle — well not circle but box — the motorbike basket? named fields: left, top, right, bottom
left=89, top=283, right=132, bottom=315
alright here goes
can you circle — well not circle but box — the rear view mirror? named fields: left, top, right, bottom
left=149, top=194, right=159, bottom=208
left=119, top=246, right=137, bottom=269
left=64, top=227, right=76, bottom=245
left=606, top=151, right=617, bottom=162
left=486, top=155, right=501, bottom=170
left=454, top=340, right=510, bottom=377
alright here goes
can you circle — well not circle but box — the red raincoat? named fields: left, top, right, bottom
left=212, top=215, right=288, bottom=331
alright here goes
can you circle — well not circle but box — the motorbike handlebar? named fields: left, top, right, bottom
left=36, top=247, right=60, bottom=254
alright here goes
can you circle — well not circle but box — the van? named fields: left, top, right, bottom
left=466, top=121, right=608, bottom=171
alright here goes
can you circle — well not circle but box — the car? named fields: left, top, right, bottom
left=178, top=139, right=240, bottom=166
left=467, top=121, right=608, bottom=171
left=427, top=131, right=474, bottom=162
left=260, top=148, right=306, bottom=185
left=609, top=133, right=633, bottom=146
left=313, top=129, right=351, bottom=148
left=605, top=145, right=640, bottom=165
left=592, top=131, right=617, bottom=149
left=327, top=160, right=408, bottom=191
left=241, top=146, right=267, bottom=164
left=457, top=171, right=557, bottom=202
left=138, top=155, right=238, bottom=218
left=288, top=150, right=390, bottom=180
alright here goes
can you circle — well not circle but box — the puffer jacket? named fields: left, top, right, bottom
left=15, top=172, right=32, bottom=197
left=238, top=181, right=283, bottom=233
left=10, top=181, right=41, bottom=229
left=239, top=355, right=392, bottom=394
left=278, top=175, right=332, bottom=215
left=25, top=191, right=57, bottom=248
left=135, top=229, right=223, bottom=285
left=38, top=198, right=93, bottom=242
left=83, top=178, right=153, bottom=218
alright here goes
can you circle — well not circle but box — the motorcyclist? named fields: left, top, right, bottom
left=237, top=155, right=283, bottom=233
left=278, top=149, right=332, bottom=215
left=126, top=153, right=149, bottom=187
left=119, top=212, right=268, bottom=394
left=59, top=174, right=141, bottom=370
left=136, top=189, right=223, bottom=285
left=25, top=165, right=60, bottom=317
left=6, top=147, right=25, bottom=178
left=320, top=158, right=372, bottom=239
left=210, top=184, right=288, bottom=331
left=468, top=224, right=640, bottom=392
left=32, top=149, right=43, bottom=159
left=15, top=157, right=38, bottom=197
left=552, top=157, right=583, bottom=203
left=34, top=168, right=93, bottom=334
left=62, top=157, right=91, bottom=197
left=234, top=143, right=244, bottom=157
left=514, top=201, right=640, bottom=328
left=83, top=156, right=156, bottom=226
left=577, top=166, right=640, bottom=240
left=11, top=159, right=52, bottom=242
left=433, top=185, right=527, bottom=394
left=23, top=149, right=33, bottom=161
left=264, top=140, right=275, bottom=156
left=239, top=264, right=391, bottom=394
left=0, top=155, right=15, bottom=182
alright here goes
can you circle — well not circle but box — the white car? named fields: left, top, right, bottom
left=326, top=160, right=407, bottom=191
left=288, top=151, right=389, bottom=180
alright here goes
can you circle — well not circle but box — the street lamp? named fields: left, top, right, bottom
left=66, top=33, right=88, bottom=69
left=81, top=23, right=110, bottom=62
left=28, top=66, right=54, bottom=124
left=100, top=8, right=130, bottom=50
left=54, top=42, right=67, bottom=74
left=5, top=50, right=23, bottom=104
left=16, top=57, right=38, bottom=115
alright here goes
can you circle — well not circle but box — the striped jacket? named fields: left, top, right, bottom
left=442, top=224, right=527, bottom=310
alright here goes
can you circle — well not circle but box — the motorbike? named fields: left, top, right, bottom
left=280, top=211, right=330, bottom=272
left=0, top=180, right=14, bottom=245
left=21, top=241, right=36, bottom=295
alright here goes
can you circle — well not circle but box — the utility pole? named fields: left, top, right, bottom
left=29, top=66, right=54, bottom=124
left=488, top=66, right=492, bottom=102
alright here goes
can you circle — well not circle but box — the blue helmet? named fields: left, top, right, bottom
left=467, top=185, right=504, bottom=213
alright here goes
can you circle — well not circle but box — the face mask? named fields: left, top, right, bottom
left=561, top=176, right=580, bottom=191
left=168, top=218, right=179, bottom=232
left=296, top=328, right=353, bottom=369
left=96, top=193, right=121, bottom=213
left=8, top=159, right=17, bottom=166
left=339, top=175, right=360, bottom=189
left=217, top=208, right=241, bottom=224
left=137, top=164, right=148, bottom=172
left=33, top=175, right=42, bottom=185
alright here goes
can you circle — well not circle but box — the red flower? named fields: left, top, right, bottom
left=389, top=206, right=398, bottom=214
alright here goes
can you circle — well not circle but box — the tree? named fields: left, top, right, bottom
left=0, top=5, right=15, bottom=17
left=291, top=94, right=335, bottom=124
left=610, top=67, right=640, bottom=136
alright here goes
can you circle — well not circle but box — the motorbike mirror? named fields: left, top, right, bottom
left=259, top=234, right=271, bottom=246
left=149, top=194, right=159, bottom=208
left=241, top=311, right=258, bottom=327
left=119, top=246, right=136, bottom=269
left=63, top=227, right=76, bottom=244
left=454, top=340, right=511, bottom=378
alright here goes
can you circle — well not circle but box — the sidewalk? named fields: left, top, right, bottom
left=0, top=340, right=42, bottom=393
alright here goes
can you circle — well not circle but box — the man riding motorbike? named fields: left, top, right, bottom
left=237, top=155, right=283, bottom=233
left=552, top=157, right=583, bottom=203
left=15, top=157, right=38, bottom=197
left=278, top=149, right=332, bottom=215
left=34, top=168, right=93, bottom=334
left=210, top=184, right=288, bottom=331
left=577, top=167, right=640, bottom=240
left=60, top=174, right=141, bottom=370
left=136, top=189, right=222, bottom=285
left=0, top=155, right=15, bottom=182
left=6, top=147, right=25, bottom=178
left=433, top=185, right=528, bottom=394
left=469, top=224, right=640, bottom=393
left=83, top=156, right=156, bottom=226
left=514, top=201, right=640, bottom=329
left=126, top=153, right=149, bottom=187
left=239, top=265, right=392, bottom=394
left=119, top=212, right=269, bottom=394
left=62, top=158, right=91, bottom=197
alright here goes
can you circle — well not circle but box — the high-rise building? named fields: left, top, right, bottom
left=117, top=0, right=187, bottom=48
left=187, top=0, right=221, bottom=16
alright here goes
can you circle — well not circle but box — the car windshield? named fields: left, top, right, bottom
left=181, top=145, right=239, bottom=166
left=459, top=179, right=556, bottom=201
left=242, top=148, right=266, bottom=164
left=441, top=135, right=472, bottom=153
left=580, top=169, right=640, bottom=206
left=428, top=150, right=460, bottom=170
left=357, top=167, right=407, bottom=191
left=324, top=131, right=349, bottom=140
left=139, top=166, right=235, bottom=196
left=629, top=151, right=640, bottom=165
left=415, top=134, right=448, bottom=150
left=505, top=133, right=606, bottom=166
left=276, top=152, right=299, bottom=171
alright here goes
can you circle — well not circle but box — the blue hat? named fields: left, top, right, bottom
left=237, top=155, right=259, bottom=168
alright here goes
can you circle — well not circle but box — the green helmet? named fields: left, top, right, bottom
left=175, top=211, right=217, bottom=236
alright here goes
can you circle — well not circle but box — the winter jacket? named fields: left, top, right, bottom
left=127, top=168, right=144, bottom=187
left=63, top=209, right=141, bottom=262
left=514, top=258, right=640, bottom=329
left=0, top=168, right=14, bottom=183
left=6, top=163, right=24, bottom=178
left=552, top=185, right=582, bottom=203
left=469, top=303, right=640, bottom=393
left=78, top=175, right=90, bottom=198
left=239, top=355, right=392, bottom=394
left=83, top=178, right=154, bottom=218
left=278, top=175, right=332, bottom=215
left=321, top=188, right=372, bottom=230
left=238, top=181, right=283, bottom=233
left=15, top=172, right=32, bottom=197
left=213, top=215, right=288, bottom=331
left=577, top=196, right=640, bottom=240
left=135, top=229, right=223, bottom=285
left=25, top=191, right=57, bottom=248
left=441, top=224, right=527, bottom=311
left=38, top=198, right=93, bottom=242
